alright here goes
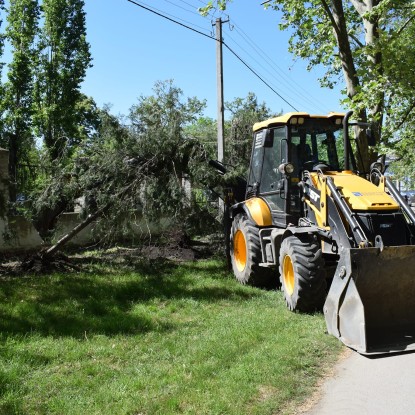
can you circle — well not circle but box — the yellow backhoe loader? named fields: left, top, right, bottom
left=210, top=111, right=415, bottom=355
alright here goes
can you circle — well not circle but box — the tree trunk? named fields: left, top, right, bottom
left=7, top=132, right=18, bottom=204
left=350, top=0, right=384, bottom=167
left=330, top=0, right=361, bottom=100
left=43, top=182, right=135, bottom=257
left=44, top=203, right=110, bottom=257
left=325, top=0, right=385, bottom=172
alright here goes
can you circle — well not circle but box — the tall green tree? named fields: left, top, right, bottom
left=380, top=12, right=415, bottom=166
left=0, top=0, right=5, bottom=131
left=225, top=92, right=273, bottom=173
left=2, top=0, right=40, bottom=202
left=129, top=80, right=206, bottom=192
left=201, top=1, right=415, bottom=172
left=33, top=0, right=91, bottom=161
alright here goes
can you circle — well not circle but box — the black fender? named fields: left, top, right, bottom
left=270, top=225, right=331, bottom=266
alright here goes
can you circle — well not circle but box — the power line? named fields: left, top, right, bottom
left=227, top=21, right=329, bottom=112
left=222, top=41, right=299, bottom=111
left=159, top=0, right=217, bottom=34
left=224, top=29, right=323, bottom=113
left=222, top=31, right=308, bottom=110
left=160, top=0, right=207, bottom=18
left=127, top=0, right=214, bottom=40
left=126, top=0, right=299, bottom=111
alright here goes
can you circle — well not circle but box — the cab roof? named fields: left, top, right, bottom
left=253, top=112, right=345, bottom=132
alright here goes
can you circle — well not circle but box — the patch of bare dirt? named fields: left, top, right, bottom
left=0, top=251, right=81, bottom=276
left=0, top=232, right=219, bottom=275
left=140, top=245, right=196, bottom=261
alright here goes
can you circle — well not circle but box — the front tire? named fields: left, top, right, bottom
left=279, top=234, right=326, bottom=312
left=230, top=214, right=277, bottom=288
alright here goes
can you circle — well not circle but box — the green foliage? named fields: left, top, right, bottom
left=185, top=116, right=217, bottom=154
left=185, top=93, right=274, bottom=214
left=0, top=0, right=97, bottom=206
left=225, top=92, right=274, bottom=176
left=30, top=80, right=218, bottom=241
left=199, top=0, right=228, bottom=16
left=381, top=14, right=415, bottom=140
left=0, top=0, right=5, bottom=128
left=2, top=0, right=40, bottom=202
left=33, top=0, right=92, bottom=161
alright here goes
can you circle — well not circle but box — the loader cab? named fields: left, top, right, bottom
left=248, top=113, right=349, bottom=225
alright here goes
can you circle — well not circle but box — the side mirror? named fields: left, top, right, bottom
left=367, top=128, right=376, bottom=146
left=263, top=129, right=274, bottom=147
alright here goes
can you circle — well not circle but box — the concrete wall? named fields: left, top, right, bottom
left=0, top=148, right=44, bottom=252
left=52, top=212, right=172, bottom=247
left=0, top=148, right=173, bottom=252
left=0, top=216, right=44, bottom=252
left=0, top=212, right=173, bottom=252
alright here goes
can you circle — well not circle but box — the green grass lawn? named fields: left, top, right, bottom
left=0, top=256, right=342, bottom=415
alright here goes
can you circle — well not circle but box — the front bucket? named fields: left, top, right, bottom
left=324, top=246, right=415, bottom=354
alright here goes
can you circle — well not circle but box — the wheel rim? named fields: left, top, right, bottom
left=283, top=254, right=295, bottom=295
left=234, top=230, right=247, bottom=272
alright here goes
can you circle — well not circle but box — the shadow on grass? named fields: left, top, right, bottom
left=0, top=259, right=261, bottom=339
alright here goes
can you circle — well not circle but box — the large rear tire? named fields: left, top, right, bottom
left=279, top=234, right=326, bottom=312
left=230, top=214, right=277, bottom=288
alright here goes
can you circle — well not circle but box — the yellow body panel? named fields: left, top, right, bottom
left=253, top=112, right=309, bottom=131
left=311, top=171, right=399, bottom=211
left=304, top=198, right=325, bottom=228
left=253, top=112, right=345, bottom=131
left=245, top=197, right=272, bottom=226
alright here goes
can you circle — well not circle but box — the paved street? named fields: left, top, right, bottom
left=304, top=348, right=415, bottom=415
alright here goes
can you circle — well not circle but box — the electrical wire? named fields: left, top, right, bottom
left=222, top=31, right=309, bottom=111
left=127, top=0, right=214, bottom=39
left=160, top=0, right=205, bottom=18
left=222, top=41, right=299, bottom=111
left=227, top=21, right=330, bottom=112
left=127, top=0, right=300, bottom=111
left=159, top=0, right=217, bottom=33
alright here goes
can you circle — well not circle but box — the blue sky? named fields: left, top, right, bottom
left=82, top=0, right=345, bottom=119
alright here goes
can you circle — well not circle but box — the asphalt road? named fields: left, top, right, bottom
left=304, top=348, right=415, bottom=415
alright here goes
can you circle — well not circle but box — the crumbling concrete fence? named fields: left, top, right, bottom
left=0, top=148, right=170, bottom=253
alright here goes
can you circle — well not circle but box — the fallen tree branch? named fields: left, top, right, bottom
left=44, top=202, right=111, bottom=257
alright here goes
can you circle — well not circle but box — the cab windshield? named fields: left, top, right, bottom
left=289, top=118, right=350, bottom=171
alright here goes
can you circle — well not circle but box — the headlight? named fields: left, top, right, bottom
left=278, top=163, right=295, bottom=174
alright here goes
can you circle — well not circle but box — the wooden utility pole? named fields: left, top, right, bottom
left=215, top=18, right=231, bottom=269
left=215, top=17, right=227, bottom=164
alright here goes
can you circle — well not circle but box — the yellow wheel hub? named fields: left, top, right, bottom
left=234, top=230, right=247, bottom=272
left=283, top=255, right=295, bottom=295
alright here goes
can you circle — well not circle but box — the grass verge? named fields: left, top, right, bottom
left=0, top=257, right=342, bottom=414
